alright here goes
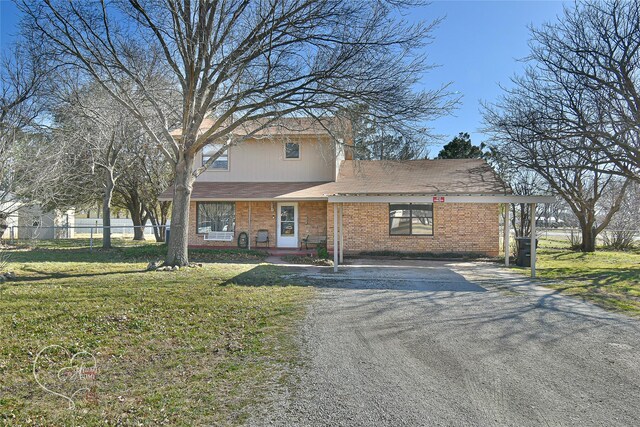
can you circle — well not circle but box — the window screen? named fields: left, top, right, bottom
left=196, top=202, right=235, bottom=234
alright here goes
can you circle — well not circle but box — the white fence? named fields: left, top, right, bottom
left=75, top=218, right=163, bottom=237
left=1, top=225, right=169, bottom=247
left=536, top=227, right=640, bottom=242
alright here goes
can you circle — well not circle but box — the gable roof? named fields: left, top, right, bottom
left=159, top=158, right=510, bottom=201
left=321, top=159, right=510, bottom=196
left=170, top=116, right=345, bottom=139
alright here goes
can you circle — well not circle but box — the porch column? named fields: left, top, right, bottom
left=530, top=203, right=537, bottom=278
left=248, top=202, right=252, bottom=250
left=333, top=203, right=339, bottom=272
left=504, top=203, right=510, bottom=266
left=339, top=204, right=344, bottom=264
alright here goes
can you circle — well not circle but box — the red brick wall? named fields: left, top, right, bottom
left=327, top=202, right=499, bottom=256
left=298, top=201, right=328, bottom=239
left=188, top=200, right=327, bottom=248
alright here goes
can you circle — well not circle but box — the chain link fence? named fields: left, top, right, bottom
left=1, top=225, right=168, bottom=249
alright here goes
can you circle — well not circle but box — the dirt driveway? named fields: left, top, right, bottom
left=251, top=259, right=640, bottom=427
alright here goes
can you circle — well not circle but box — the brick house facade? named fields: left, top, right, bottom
left=326, top=202, right=500, bottom=256
left=188, top=200, right=328, bottom=248
left=160, top=117, right=513, bottom=257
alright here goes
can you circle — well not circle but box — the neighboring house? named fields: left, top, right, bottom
left=0, top=202, right=75, bottom=240
left=159, top=117, right=556, bottom=262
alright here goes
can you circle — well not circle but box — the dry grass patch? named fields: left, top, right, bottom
left=524, top=238, right=640, bottom=316
left=0, top=243, right=312, bottom=426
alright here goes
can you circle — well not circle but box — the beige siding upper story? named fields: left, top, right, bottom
left=196, top=136, right=338, bottom=182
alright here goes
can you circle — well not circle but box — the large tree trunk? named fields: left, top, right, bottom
left=165, top=155, right=193, bottom=266
left=128, top=196, right=147, bottom=241
left=102, top=173, right=115, bottom=249
left=132, top=212, right=147, bottom=241
left=580, top=223, right=596, bottom=252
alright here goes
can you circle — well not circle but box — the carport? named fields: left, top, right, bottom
left=328, top=194, right=556, bottom=278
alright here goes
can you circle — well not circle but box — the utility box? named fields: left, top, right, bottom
left=516, top=237, right=538, bottom=267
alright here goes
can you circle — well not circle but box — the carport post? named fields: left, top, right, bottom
left=530, top=203, right=537, bottom=278
left=333, top=203, right=338, bottom=272
left=339, top=204, right=344, bottom=264
left=504, top=204, right=510, bottom=267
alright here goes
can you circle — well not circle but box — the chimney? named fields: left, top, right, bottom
left=344, top=144, right=353, bottom=160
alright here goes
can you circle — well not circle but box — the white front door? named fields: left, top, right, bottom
left=277, top=203, right=298, bottom=248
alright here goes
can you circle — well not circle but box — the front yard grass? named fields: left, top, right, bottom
left=0, top=242, right=312, bottom=426
left=533, top=238, right=640, bottom=316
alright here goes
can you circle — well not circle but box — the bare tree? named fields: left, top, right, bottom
left=20, top=0, right=456, bottom=266
left=485, top=147, right=547, bottom=241
left=484, top=103, right=631, bottom=252
left=506, top=0, right=640, bottom=181
left=53, top=82, right=148, bottom=248
left=601, top=182, right=640, bottom=250
left=0, top=42, right=50, bottom=223
left=115, top=139, right=174, bottom=242
left=347, top=104, right=437, bottom=160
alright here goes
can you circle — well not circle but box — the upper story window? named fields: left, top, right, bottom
left=202, top=144, right=229, bottom=170
left=285, top=142, right=300, bottom=159
left=389, top=203, right=433, bottom=236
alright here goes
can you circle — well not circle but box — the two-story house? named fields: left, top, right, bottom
left=160, top=117, right=537, bottom=262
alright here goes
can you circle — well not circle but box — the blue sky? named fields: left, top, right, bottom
left=420, top=0, right=566, bottom=154
left=0, top=0, right=566, bottom=154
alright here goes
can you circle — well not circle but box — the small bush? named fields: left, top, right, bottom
left=316, top=243, right=329, bottom=259
left=358, top=250, right=485, bottom=259
left=602, top=229, right=637, bottom=251
left=282, top=255, right=333, bottom=266
left=566, top=229, right=582, bottom=251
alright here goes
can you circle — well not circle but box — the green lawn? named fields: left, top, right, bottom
left=0, top=242, right=312, bottom=426
left=529, top=238, right=640, bottom=315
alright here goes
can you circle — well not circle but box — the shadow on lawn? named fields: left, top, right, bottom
left=4, top=247, right=162, bottom=264
left=543, top=267, right=640, bottom=286
left=3, top=246, right=267, bottom=264
left=542, top=266, right=640, bottom=315
left=10, top=266, right=145, bottom=283
left=548, top=251, right=591, bottom=261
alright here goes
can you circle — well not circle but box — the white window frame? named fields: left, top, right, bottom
left=284, top=141, right=301, bottom=160
left=196, top=202, right=235, bottom=235
left=202, top=144, right=229, bottom=171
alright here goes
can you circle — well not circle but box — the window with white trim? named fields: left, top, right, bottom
left=196, top=202, right=235, bottom=234
left=202, top=144, right=229, bottom=170
left=285, top=142, right=300, bottom=159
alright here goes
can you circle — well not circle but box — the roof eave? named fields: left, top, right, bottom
left=326, top=194, right=555, bottom=204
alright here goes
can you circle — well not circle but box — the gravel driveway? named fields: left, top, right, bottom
left=251, top=260, right=640, bottom=426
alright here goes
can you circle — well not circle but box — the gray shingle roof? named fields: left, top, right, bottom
left=323, top=159, right=509, bottom=195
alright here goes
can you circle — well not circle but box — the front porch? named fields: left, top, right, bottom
left=188, top=200, right=328, bottom=251
left=188, top=244, right=321, bottom=257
